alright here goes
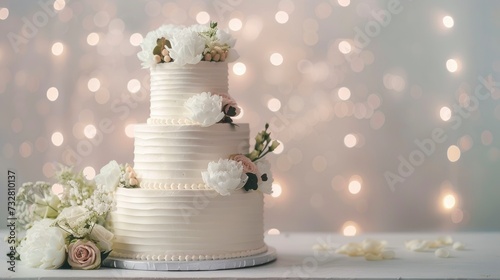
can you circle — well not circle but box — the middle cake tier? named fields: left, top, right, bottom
left=134, top=123, right=250, bottom=188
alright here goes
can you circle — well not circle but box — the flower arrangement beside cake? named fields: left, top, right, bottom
left=11, top=21, right=279, bottom=270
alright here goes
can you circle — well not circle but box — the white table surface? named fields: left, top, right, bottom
left=2, top=231, right=500, bottom=279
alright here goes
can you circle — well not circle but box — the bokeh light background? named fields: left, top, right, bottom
left=1, top=0, right=500, bottom=234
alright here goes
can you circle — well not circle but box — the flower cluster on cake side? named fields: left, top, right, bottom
left=202, top=123, right=279, bottom=196
left=11, top=161, right=138, bottom=270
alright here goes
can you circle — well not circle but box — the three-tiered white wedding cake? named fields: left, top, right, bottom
left=110, top=23, right=277, bottom=261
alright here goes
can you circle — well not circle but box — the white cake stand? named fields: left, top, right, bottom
left=102, top=247, right=277, bottom=271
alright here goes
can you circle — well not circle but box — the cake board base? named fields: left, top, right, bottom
left=102, top=247, right=277, bottom=271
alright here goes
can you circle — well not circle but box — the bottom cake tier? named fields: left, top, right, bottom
left=110, top=187, right=267, bottom=261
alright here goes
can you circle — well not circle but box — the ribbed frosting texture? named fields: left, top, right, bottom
left=133, top=123, right=250, bottom=186
left=110, top=188, right=266, bottom=261
left=149, top=62, right=228, bottom=123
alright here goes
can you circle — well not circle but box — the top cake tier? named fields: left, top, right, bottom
left=148, top=62, right=228, bottom=125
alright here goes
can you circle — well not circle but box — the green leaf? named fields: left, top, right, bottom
left=225, top=106, right=237, bottom=117
left=153, top=45, right=162, bottom=56
left=261, top=173, right=268, bottom=182
left=101, top=250, right=112, bottom=261
left=243, top=173, right=258, bottom=191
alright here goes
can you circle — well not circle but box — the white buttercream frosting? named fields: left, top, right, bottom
left=110, top=187, right=266, bottom=261
left=133, top=123, right=249, bottom=185
left=149, top=61, right=228, bottom=122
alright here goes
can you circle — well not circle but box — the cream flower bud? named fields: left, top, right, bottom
left=269, top=140, right=280, bottom=151
left=129, top=178, right=139, bottom=186
left=161, top=48, right=169, bottom=56
left=154, top=55, right=162, bottom=63
left=248, top=150, right=260, bottom=161
left=163, top=55, right=172, bottom=62
left=255, top=133, right=263, bottom=143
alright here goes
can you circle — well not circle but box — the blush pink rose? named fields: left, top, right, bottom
left=216, top=93, right=241, bottom=116
left=229, top=154, right=258, bottom=174
left=67, top=239, right=101, bottom=270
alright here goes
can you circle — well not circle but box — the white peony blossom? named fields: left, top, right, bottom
left=216, top=29, right=236, bottom=48
left=256, top=159, right=274, bottom=195
left=94, top=160, right=121, bottom=193
left=217, top=28, right=239, bottom=63
left=168, top=28, right=205, bottom=66
left=184, top=92, right=225, bottom=127
left=18, top=219, right=67, bottom=269
left=89, top=224, right=114, bottom=252
left=202, top=159, right=247, bottom=196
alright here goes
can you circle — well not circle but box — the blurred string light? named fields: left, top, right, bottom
left=127, top=79, right=141, bottom=93
left=267, top=97, right=281, bottom=112
left=440, top=106, right=451, bottom=121
left=228, top=18, right=242, bottom=31
left=0, top=7, right=9, bottom=20
left=88, top=78, right=101, bottom=92
left=232, top=62, right=246, bottom=75
left=129, top=33, right=143, bottom=46
left=270, top=53, right=283, bottom=66
left=446, top=59, right=458, bottom=72
left=348, top=176, right=362, bottom=195
left=337, top=0, right=351, bottom=7
left=51, top=132, right=64, bottom=146
left=125, top=124, right=135, bottom=138
left=84, top=124, right=97, bottom=139
left=46, top=87, right=59, bottom=102
left=344, top=133, right=357, bottom=148
left=338, top=40, right=352, bottom=54
left=267, top=228, right=280, bottom=235
left=271, top=183, right=282, bottom=198
left=51, top=42, right=64, bottom=56
left=342, top=221, right=358, bottom=236
left=87, top=33, right=100, bottom=46
left=443, top=193, right=456, bottom=209
left=53, top=0, right=65, bottom=11
left=52, top=183, right=64, bottom=195
left=83, top=166, right=96, bottom=180
left=447, top=145, right=461, bottom=162
left=338, top=87, right=351, bottom=100
left=196, top=11, right=210, bottom=24
left=442, top=15, right=454, bottom=28
left=275, top=11, right=289, bottom=24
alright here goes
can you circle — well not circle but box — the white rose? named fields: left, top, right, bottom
left=18, top=219, right=67, bottom=269
left=89, top=224, right=114, bottom=252
left=256, top=159, right=273, bottom=195
left=168, top=28, right=205, bottom=66
left=94, top=160, right=121, bottom=193
left=184, top=92, right=225, bottom=127
left=202, top=159, right=247, bottom=196
left=56, top=206, right=92, bottom=238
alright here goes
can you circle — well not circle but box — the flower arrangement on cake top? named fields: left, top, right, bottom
left=12, top=161, right=138, bottom=270
left=202, top=123, right=280, bottom=196
left=138, top=21, right=238, bottom=68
